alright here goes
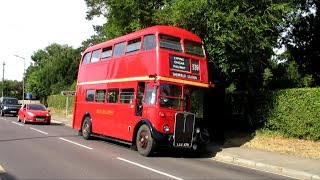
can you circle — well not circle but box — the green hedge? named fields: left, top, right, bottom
left=47, top=95, right=74, bottom=109
left=264, top=88, right=320, bottom=140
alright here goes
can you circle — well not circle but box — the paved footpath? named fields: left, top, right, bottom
left=208, top=143, right=320, bottom=180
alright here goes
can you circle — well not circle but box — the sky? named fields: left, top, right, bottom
left=0, top=0, right=103, bottom=81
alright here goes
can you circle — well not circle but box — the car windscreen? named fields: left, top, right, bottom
left=3, top=98, right=19, bottom=105
left=28, top=104, right=46, bottom=111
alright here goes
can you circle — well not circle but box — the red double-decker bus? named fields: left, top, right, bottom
left=73, top=25, right=211, bottom=156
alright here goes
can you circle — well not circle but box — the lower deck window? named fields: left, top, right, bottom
left=86, top=90, right=95, bottom=102
left=120, top=88, right=134, bottom=104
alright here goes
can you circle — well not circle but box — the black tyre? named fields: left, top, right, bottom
left=82, top=117, right=92, bottom=140
left=1, top=110, right=4, bottom=116
left=136, top=124, right=156, bottom=157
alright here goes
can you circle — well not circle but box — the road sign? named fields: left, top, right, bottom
left=61, top=91, right=76, bottom=96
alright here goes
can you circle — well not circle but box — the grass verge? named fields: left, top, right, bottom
left=224, top=130, right=320, bottom=160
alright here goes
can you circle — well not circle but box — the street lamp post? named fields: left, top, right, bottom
left=14, top=55, right=25, bottom=105
left=2, top=62, right=5, bottom=98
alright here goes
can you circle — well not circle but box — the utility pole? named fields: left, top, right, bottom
left=14, top=55, right=25, bottom=105
left=2, top=62, right=4, bottom=98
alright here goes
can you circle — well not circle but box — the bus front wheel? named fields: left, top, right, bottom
left=136, top=124, right=155, bottom=157
left=82, top=117, right=92, bottom=140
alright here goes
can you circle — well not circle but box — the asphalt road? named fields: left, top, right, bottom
left=0, top=116, right=293, bottom=180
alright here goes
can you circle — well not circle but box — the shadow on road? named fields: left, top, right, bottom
left=0, top=171, right=17, bottom=180
left=93, top=135, right=223, bottom=158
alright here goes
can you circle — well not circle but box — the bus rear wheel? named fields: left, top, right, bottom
left=136, top=124, right=155, bottom=157
left=82, top=117, right=92, bottom=140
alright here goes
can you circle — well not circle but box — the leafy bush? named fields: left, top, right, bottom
left=47, top=95, right=74, bottom=110
left=264, top=88, right=320, bottom=140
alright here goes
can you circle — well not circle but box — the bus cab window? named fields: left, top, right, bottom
left=159, top=83, right=182, bottom=109
left=145, top=84, right=157, bottom=105
left=136, top=82, right=145, bottom=116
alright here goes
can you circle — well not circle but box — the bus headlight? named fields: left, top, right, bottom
left=195, top=128, right=201, bottom=134
left=163, top=124, right=170, bottom=132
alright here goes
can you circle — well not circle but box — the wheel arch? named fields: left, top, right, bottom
left=131, top=118, right=164, bottom=147
left=79, top=112, right=92, bottom=131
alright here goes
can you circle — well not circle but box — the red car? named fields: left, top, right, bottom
left=17, top=103, right=51, bottom=125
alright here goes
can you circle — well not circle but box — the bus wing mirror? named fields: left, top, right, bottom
left=149, top=73, right=157, bottom=82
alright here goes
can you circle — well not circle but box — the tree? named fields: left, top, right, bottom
left=84, top=0, right=167, bottom=39
left=26, top=44, right=81, bottom=102
left=0, top=80, right=22, bottom=99
left=283, top=0, right=320, bottom=86
left=155, top=0, right=294, bottom=92
left=82, top=0, right=296, bottom=131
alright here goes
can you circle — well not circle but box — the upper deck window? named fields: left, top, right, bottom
left=101, top=46, right=113, bottom=59
left=159, top=34, right=182, bottom=52
left=114, top=42, right=126, bottom=57
left=185, top=40, right=205, bottom=57
left=91, top=49, right=101, bottom=63
left=142, top=34, right=156, bottom=51
left=126, top=38, right=141, bottom=54
left=82, top=52, right=91, bottom=65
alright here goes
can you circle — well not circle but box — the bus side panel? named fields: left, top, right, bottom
left=73, top=85, right=84, bottom=130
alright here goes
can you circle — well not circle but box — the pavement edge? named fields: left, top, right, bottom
left=212, top=153, right=320, bottom=180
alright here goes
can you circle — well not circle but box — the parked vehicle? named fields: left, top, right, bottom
left=0, top=97, right=21, bottom=116
left=17, top=103, right=51, bottom=125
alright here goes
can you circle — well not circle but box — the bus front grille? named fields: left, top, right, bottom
left=173, top=112, right=195, bottom=148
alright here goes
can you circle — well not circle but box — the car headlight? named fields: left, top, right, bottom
left=27, top=112, right=35, bottom=116
left=3, top=106, right=8, bottom=110
left=46, top=113, right=51, bottom=116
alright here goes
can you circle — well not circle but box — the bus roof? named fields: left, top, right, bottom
left=84, top=25, right=202, bottom=53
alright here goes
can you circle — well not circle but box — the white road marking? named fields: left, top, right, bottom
left=117, top=157, right=183, bottom=180
left=59, top=138, right=93, bottom=150
left=11, top=121, right=24, bottom=126
left=51, top=120, right=63, bottom=124
left=0, top=118, right=7, bottom=120
left=0, top=165, right=5, bottom=173
left=30, top=127, right=49, bottom=135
